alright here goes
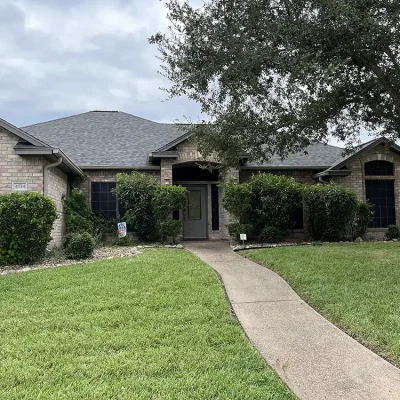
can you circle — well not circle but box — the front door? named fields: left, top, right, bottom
left=183, top=185, right=208, bottom=240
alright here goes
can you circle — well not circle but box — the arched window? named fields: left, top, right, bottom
left=364, top=160, right=395, bottom=228
left=365, top=160, right=394, bottom=176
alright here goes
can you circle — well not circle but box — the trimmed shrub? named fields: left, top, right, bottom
left=228, top=222, right=253, bottom=241
left=352, top=201, right=374, bottom=239
left=159, top=220, right=183, bottom=243
left=115, top=172, right=159, bottom=241
left=260, top=226, right=287, bottom=243
left=221, top=180, right=252, bottom=220
left=64, top=232, right=95, bottom=259
left=0, top=192, right=57, bottom=265
left=248, top=174, right=304, bottom=234
left=304, top=183, right=359, bottom=241
left=115, top=172, right=188, bottom=243
left=222, top=173, right=304, bottom=241
left=386, top=225, right=400, bottom=240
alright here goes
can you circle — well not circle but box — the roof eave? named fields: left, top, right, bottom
left=79, top=165, right=161, bottom=171
left=14, top=146, right=85, bottom=177
left=241, top=165, right=331, bottom=170
left=313, top=169, right=352, bottom=178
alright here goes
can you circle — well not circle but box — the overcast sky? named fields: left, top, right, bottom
left=0, top=0, right=205, bottom=128
left=0, top=0, right=372, bottom=147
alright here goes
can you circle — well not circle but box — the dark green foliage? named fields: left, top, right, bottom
left=304, top=184, right=359, bottom=242
left=260, top=226, right=286, bottom=244
left=63, top=188, right=116, bottom=243
left=63, top=188, right=94, bottom=234
left=64, top=232, right=95, bottom=260
left=151, top=1, right=400, bottom=167
left=248, top=174, right=304, bottom=235
left=115, top=172, right=158, bottom=242
left=353, top=202, right=374, bottom=239
left=115, top=172, right=187, bottom=243
left=0, top=192, right=57, bottom=265
left=228, top=222, right=253, bottom=242
left=159, top=220, right=182, bottom=243
left=386, top=225, right=400, bottom=240
left=221, top=180, right=252, bottom=220
left=222, top=174, right=303, bottom=242
left=154, top=185, right=188, bottom=220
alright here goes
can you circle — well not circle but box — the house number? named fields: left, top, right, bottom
left=12, top=183, right=28, bottom=191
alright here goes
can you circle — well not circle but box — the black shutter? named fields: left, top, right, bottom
left=211, top=184, right=219, bottom=230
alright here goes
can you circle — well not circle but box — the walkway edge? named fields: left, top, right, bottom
left=185, top=241, right=400, bottom=400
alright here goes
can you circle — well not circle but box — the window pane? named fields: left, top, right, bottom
left=366, top=180, right=396, bottom=227
left=365, top=161, right=394, bottom=176
left=91, top=182, right=117, bottom=220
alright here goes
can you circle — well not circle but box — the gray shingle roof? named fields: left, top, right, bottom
left=22, top=111, right=344, bottom=169
left=22, top=111, right=186, bottom=168
left=245, top=143, right=344, bottom=169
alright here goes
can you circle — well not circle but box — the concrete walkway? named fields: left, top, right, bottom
left=185, top=241, right=400, bottom=400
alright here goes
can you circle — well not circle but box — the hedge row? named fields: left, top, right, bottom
left=222, top=174, right=374, bottom=243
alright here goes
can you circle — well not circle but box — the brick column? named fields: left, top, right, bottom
left=220, top=168, right=240, bottom=239
left=161, top=159, right=173, bottom=185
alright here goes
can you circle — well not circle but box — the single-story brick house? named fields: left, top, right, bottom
left=1, top=110, right=400, bottom=245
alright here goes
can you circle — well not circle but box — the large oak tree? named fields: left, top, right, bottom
left=150, top=0, right=400, bottom=166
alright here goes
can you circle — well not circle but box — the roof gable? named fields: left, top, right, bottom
left=328, top=138, right=400, bottom=171
left=0, top=117, right=50, bottom=148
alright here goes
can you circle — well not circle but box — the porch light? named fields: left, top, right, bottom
left=164, top=177, right=171, bottom=185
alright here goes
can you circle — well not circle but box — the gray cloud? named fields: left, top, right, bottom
left=0, top=0, right=203, bottom=126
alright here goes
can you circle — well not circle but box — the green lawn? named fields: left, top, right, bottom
left=243, top=243, right=400, bottom=366
left=0, top=249, right=294, bottom=400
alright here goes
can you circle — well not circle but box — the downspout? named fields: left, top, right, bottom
left=43, top=156, right=63, bottom=196
left=319, top=176, right=325, bottom=183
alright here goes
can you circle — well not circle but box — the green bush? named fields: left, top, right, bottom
left=63, top=188, right=115, bottom=243
left=63, top=188, right=94, bottom=234
left=222, top=173, right=304, bottom=241
left=228, top=222, right=253, bottom=241
left=260, top=226, right=287, bottom=243
left=64, top=232, right=95, bottom=259
left=221, top=180, right=252, bottom=220
left=115, top=172, right=158, bottom=241
left=0, top=192, right=57, bottom=265
left=159, top=220, right=183, bottom=243
left=304, top=183, right=359, bottom=241
left=115, top=172, right=188, bottom=243
left=386, top=225, right=400, bottom=240
left=154, top=185, right=188, bottom=220
left=352, top=201, right=374, bottom=239
left=248, top=174, right=304, bottom=234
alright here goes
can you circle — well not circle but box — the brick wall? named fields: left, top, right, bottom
left=331, top=144, right=400, bottom=238
left=0, top=126, right=69, bottom=247
left=46, top=164, right=68, bottom=247
left=0, top=127, right=44, bottom=193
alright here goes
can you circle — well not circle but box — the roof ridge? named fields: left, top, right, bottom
left=116, top=111, right=162, bottom=124
left=21, top=111, right=96, bottom=129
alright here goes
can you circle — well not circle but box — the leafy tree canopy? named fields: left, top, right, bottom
left=150, top=0, right=400, bottom=167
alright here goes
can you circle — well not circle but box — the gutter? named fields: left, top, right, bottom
left=43, top=156, right=63, bottom=196
left=14, top=146, right=85, bottom=177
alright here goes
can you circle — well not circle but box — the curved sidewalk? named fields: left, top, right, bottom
left=185, top=241, right=400, bottom=400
